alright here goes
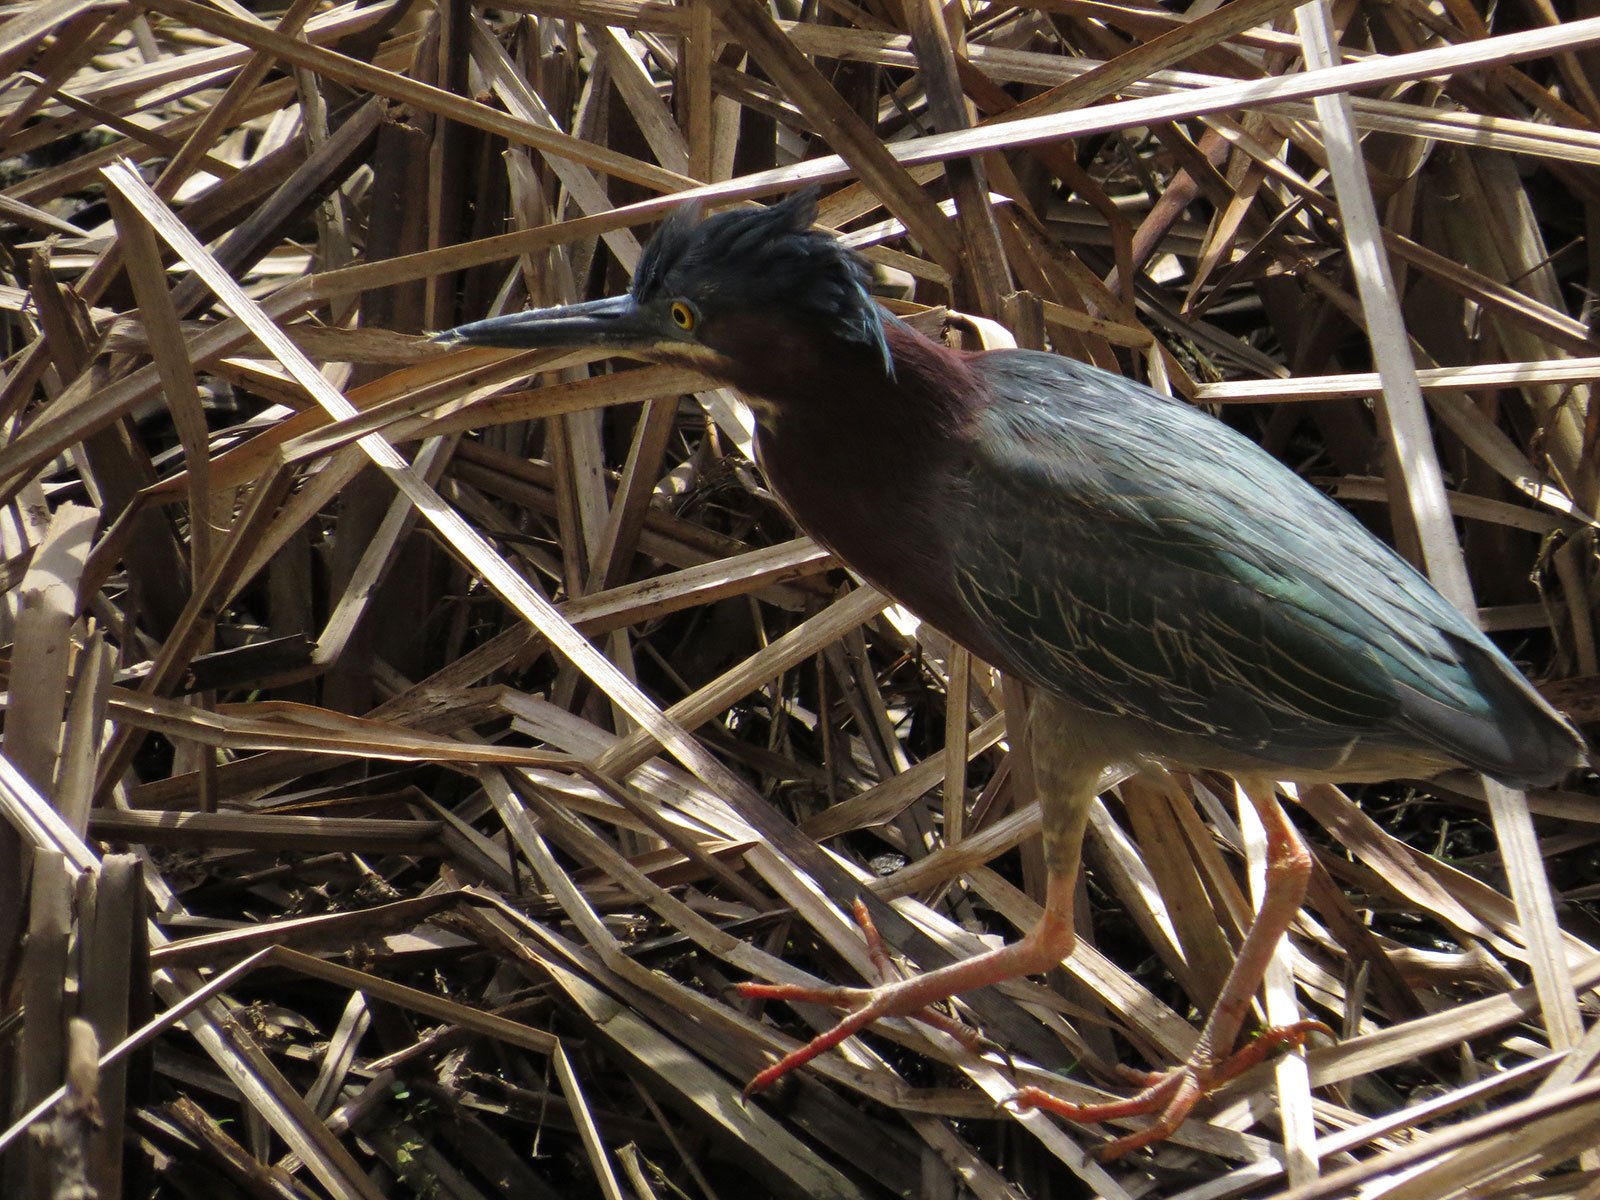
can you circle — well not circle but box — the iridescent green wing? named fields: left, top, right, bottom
left=952, top=353, right=1483, bottom=765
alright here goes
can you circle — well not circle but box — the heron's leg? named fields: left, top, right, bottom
left=738, top=872, right=1082, bottom=1092
left=1013, top=776, right=1328, bottom=1159
left=737, top=693, right=1099, bottom=1094
left=1189, top=777, right=1322, bottom=1065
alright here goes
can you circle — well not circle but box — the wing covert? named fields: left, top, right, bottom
left=949, top=352, right=1483, bottom=765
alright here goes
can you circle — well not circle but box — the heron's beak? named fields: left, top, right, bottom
left=434, top=294, right=659, bottom=350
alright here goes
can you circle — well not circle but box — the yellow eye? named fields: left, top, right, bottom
left=670, top=301, right=695, bottom=331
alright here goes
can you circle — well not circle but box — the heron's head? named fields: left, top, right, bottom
left=436, top=189, right=892, bottom=383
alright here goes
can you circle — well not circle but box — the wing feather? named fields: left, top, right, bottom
left=952, top=352, right=1500, bottom=770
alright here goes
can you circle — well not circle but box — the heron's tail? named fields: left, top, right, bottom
left=1413, top=635, right=1588, bottom=789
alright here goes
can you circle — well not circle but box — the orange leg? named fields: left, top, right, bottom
left=739, top=696, right=1101, bottom=1096
left=738, top=875, right=1079, bottom=1093
left=1012, top=778, right=1330, bottom=1159
left=740, top=694, right=1326, bottom=1158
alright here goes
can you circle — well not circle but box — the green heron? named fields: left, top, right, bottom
left=440, top=190, right=1585, bottom=1157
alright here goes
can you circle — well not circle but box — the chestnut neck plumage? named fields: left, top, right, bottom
left=695, top=316, right=1008, bottom=661
left=706, top=315, right=980, bottom=436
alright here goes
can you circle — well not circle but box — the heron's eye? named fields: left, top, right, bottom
left=670, top=301, right=696, bottom=331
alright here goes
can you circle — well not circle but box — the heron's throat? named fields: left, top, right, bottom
left=709, top=317, right=982, bottom=436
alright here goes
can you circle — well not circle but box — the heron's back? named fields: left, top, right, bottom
left=944, top=351, right=1584, bottom=788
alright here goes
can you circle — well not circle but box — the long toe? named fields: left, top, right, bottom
left=1010, top=1021, right=1330, bottom=1157
left=1202, top=1020, right=1332, bottom=1089
left=742, top=998, right=888, bottom=1096
left=1094, top=1074, right=1206, bottom=1160
left=736, top=980, right=874, bottom=1008
left=1010, top=1065, right=1204, bottom=1160
left=1010, top=1066, right=1190, bottom=1125
left=738, top=975, right=995, bottom=1094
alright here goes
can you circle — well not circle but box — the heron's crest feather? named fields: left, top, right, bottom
left=633, top=189, right=892, bottom=377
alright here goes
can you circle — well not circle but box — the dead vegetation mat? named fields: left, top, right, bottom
left=3, top=0, right=1600, bottom=1197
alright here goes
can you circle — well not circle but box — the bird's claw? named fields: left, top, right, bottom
left=1006, top=1019, right=1333, bottom=1160
left=736, top=898, right=995, bottom=1094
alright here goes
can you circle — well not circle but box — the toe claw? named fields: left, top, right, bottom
left=1204, top=1018, right=1333, bottom=1087
left=1112, top=1062, right=1167, bottom=1087
left=736, top=980, right=866, bottom=1007
left=1008, top=1021, right=1333, bottom=1154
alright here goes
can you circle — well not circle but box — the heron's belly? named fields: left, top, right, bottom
left=1041, top=694, right=1461, bottom=784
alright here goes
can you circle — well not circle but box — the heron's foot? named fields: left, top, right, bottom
left=736, top=899, right=997, bottom=1095
left=1008, top=1019, right=1332, bottom=1160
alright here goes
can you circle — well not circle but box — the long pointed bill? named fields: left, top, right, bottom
left=435, top=294, right=656, bottom=350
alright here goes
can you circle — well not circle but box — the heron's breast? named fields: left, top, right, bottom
left=754, top=422, right=1003, bottom=656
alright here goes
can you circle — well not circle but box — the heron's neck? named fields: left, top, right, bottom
left=721, top=318, right=984, bottom=439
left=741, top=319, right=993, bottom=650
